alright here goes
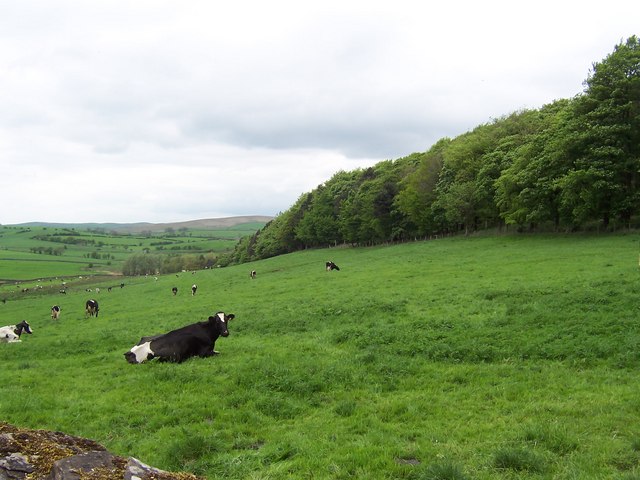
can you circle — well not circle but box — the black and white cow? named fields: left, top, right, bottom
left=51, top=305, right=61, bottom=320
left=124, top=311, right=235, bottom=364
left=191, top=284, right=197, bottom=296
left=250, top=270, right=256, bottom=279
left=172, top=287, right=178, bottom=296
left=1, top=320, right=33, bottom=343
left=326, top=261, right=340, bottom=271
left=85, top=299, right=99, bottom=317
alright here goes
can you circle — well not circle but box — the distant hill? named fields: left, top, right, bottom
left=10, top=215, right=273, bottom=234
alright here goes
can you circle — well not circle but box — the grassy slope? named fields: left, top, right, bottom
left=0, top=224, right=262, bottom=287
left=1, top=234, right=640, bottom=479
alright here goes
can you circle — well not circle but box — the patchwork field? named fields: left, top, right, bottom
left=1, top=233, right=640, bottom=479
left=0, top=222, right=265, bottom=298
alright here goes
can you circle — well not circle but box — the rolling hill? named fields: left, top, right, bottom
left=9, top=215, right=274, bottom=234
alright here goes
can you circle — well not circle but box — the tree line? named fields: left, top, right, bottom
left=221, top=36, right=640, bottom=265
left=29, top=246, right=65, bottom=256
left=32, top=235, right=104, bottom=246
left=122, top=252, right=217, bottom=275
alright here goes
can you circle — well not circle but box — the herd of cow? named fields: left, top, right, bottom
left=1, top=261, right=341, bottom=363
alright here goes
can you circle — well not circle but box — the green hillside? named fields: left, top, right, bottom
left=0, top=221, right=266, bottom=291
left=227, top=36, right=640, bottom=265
left=1, top=234, right=640, bottom=479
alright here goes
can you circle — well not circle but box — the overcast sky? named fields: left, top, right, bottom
left=1, top=1, right=637, bottom=224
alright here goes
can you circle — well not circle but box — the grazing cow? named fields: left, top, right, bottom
left=326, top=261, right=340, bottom=271
left=59, top=289, right=67, bottom=294
left=124, top=311, right=235, bottom=364
left=191, top=284, right=197, bottom=296
left=172, top=287, right=178, bottom=296
left=51, top=305, right=61, bottom=320
left=85, top=299, right=99, bottom=318
left=1, top=320, right=33, bottom=343
left=250, top=270, right=256, bottom=279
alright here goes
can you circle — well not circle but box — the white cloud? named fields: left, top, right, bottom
left=0, top=0, right=638, bottom=223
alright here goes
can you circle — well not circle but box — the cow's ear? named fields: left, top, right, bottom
left=227, top=314, right=235, bottom=321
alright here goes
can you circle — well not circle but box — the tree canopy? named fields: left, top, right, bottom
left=223, top=36, right=640, bottom=265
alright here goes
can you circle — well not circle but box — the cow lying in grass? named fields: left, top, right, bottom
left=124, top=312, right=235, bottom=364
left=1, top=320, right=33, bottom=343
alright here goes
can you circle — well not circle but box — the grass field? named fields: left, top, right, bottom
left=0, top=223, right=265, bottom=298
left=1, top=233, right=640, bottom=479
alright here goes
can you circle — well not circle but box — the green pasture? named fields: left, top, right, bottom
left=0, top=224, right=261, bottom=285
left=1, top=234, right=640, bottom=479
left=0, top=252, right=95, bottom=284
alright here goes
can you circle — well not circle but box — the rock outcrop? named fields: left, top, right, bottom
left=0, top=423, right=204, bottom=480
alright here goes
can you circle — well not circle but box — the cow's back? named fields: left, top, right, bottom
left=150, top=332, right=212, bottom=362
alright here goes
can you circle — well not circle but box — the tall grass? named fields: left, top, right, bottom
left=1, top=233, right=640, bottom=478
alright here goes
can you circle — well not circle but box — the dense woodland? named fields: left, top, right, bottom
left=223, top=37, right=640, bottom=265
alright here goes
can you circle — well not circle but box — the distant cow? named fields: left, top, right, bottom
left=124, top=311, right=235, bottom=364
left=326, top=261, right=340, bottom=271
left=191, top=284, right=197, bottom=296
left=250, top=270, right=256, bottom=279
left=172, top=287, right=178, bottom=296
left=1, top=320, right=33, bottom=343
left=85, top=299, right=99, bottom=317
left=51, top=305, right=61, bottom=320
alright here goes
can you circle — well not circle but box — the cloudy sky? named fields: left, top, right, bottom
left=1, top=1, right=637, bottom=224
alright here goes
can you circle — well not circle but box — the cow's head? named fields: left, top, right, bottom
left=210, top=312, right=235, bottom=337
left=16, top=320, right=33, bottom=335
